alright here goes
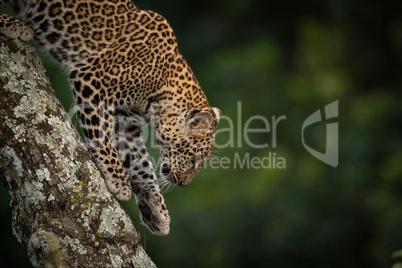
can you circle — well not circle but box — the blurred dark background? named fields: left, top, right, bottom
left=1, top=0, right=402, bottom=267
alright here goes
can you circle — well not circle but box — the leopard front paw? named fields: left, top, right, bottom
left=105, top=175, right=132, bottom=201
left=0, top=16, right=34, bottom=41
left=97, top=162, right=132, bottom=201
left=136, top=191, right=170, bottom=235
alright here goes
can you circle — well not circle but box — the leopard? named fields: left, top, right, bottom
left=0, top=0, right=221, bottom=235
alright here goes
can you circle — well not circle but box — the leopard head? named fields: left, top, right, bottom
left=154, top=105, right=221, bottom=186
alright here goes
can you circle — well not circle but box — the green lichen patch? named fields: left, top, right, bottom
left=28, top=230, right=68, bottom=267
left=63, top=236, right=88, bottom=255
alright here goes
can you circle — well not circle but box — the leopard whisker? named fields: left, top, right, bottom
left=157, top=174, right=176, bottom=193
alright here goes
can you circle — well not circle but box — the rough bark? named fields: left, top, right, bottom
left=0, top=37, right=156, bottom=267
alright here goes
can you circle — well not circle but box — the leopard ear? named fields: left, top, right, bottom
left=212, top=107, right=222, bottom=127
left=186, top=109, right=213, bottom=136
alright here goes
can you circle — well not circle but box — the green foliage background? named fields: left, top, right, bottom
left=1, top=0, right=402, bottom=267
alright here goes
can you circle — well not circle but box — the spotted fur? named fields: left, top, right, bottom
left=0, top=0, right=221, bottom=235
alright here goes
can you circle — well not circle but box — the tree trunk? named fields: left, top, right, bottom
left=0, top=37, right=156, bottom=267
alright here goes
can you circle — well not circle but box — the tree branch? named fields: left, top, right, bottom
left=0, top=37, right=156, bottom=267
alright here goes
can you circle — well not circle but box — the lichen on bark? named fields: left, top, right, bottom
left=0, top=37, right=156, bottom=267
